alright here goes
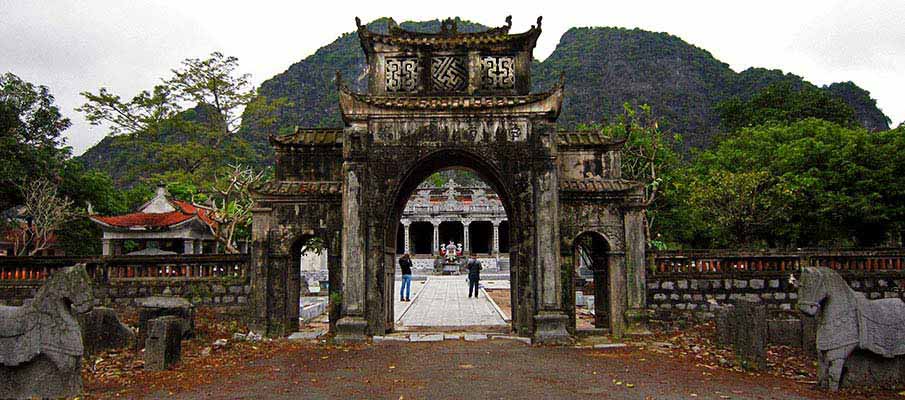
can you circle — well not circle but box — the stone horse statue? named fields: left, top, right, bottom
left=0, top=264, right=94, bottom=398
left=797, top=266, right=905, bottom=391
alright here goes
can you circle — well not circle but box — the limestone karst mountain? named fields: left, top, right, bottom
left=79, top=18, right=891, bottom=186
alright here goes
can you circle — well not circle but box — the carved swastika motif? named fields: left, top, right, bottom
left=430, top=56, right=467, bottom=92
left=385, top=58, right=421, bottom=93
left=480, top=56, right=515, bottom=90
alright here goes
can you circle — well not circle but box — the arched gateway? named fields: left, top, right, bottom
left=249, top=17, right=649, bottom=343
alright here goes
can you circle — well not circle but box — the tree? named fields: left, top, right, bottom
left=593, top=103, right=682, bottom=247
left=77, top=52, right=284, bottom=186
left=5, top=179, right=75, bottom=256
left=0, top=73, right=71, bottom=209
left=716, top=82, right=858, bottom=133
left=192, top=164, right=265, bottom=253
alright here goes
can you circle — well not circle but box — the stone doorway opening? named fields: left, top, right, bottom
left=292, top=236, right=330, bottom=331
left=573, top=232, right=611, bottom=333
left=389, top=167, right=512, bottom=333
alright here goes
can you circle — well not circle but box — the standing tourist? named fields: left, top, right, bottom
left=466, top=254, right=482, bottom=298
left=399, top=254, right=413, bottom=302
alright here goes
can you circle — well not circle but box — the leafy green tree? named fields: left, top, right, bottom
left=0, top=73, right=72, bottom=209
left=673, top=119, right=905, bottom=248
left=78, top=52, right=284, bottom=188
left=716, top=82, right=857, bottom=132
left=582, top=104, right=682, bottom=247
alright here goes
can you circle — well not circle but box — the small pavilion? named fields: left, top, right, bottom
left=90, top=187, right=217, bottom=255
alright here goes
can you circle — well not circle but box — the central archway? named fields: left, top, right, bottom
left=382, top=149, right=521, bottom=333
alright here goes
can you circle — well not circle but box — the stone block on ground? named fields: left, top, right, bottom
left=144, top=316, right=182, bottom=371
left=136, top=296, right=195, bottom=349
left=840, top=349, right=905, bottom=389
left=731, top=301, right=767, bottom=370
left=79, top=306, right=135, bottom=355
left=491, top=335, right=532, bottom=345
left=373, top=335, right=409, bottom=343
left=409, top=333, right=444, bottom=342
left=464, top=334, right=487, bottom=341
left=288, top=330, right=325, bottom=340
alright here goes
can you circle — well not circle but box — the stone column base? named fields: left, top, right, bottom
left=334, top=316, right=368, bottom=343
left=532, top=311, right=572, bottom=344
left=624, top=308, right=652, bottom=336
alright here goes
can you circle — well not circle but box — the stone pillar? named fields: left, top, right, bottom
left=102, top=239, right=113, bottom=256
left=532, top=157, right=570, bottom=343
left=431, top=219, right=440, bottom=256
left=462, top=219, right=471, bottom=254
left=492, top=220, right=501, bottom=256
left=336, top=161, right=368, bottom=342
left=401, top=219, right=411, bottom=255
left=249, top=206, right=272, bottom=334
left=623, top=207, right=650, bottom=335
left=183, top=239, right=195, bottom=255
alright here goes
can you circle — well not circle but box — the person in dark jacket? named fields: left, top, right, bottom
left=466, top=254, right=482, bottom=298
left=399, top=254, right=413, bottom=302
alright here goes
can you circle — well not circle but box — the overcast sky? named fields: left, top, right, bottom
left=2, top=0, right=903, bottom=155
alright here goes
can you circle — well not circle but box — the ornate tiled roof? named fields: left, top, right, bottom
left=556, top=131, right=626, bottom=147
left=90, top=200, right=215, bottom=229
left=342, top=88, right=555, bottom=110
left=356, top=16, right=541, bottom=50
left=270, top=128, right=343, bottom=147
left=560, top=179, right=641, bottom=193
left=254, top=181, right=343, bottom=196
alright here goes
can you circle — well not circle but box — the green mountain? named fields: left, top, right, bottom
left=81, top=20, right=891, bottom=184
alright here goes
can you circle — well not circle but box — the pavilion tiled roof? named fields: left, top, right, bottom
left=270, top=128, right=344, bottom=147
left=560, top=179, right=641, bottom=193
left=356, top=16, right=541, bottom=50
left=90, top=200, right=215, bottom=229
left=556, top=131, right=626, bottom=147
left=254, top=181, right=343, bottom=196
left=342, top=88, right=556, bottom=111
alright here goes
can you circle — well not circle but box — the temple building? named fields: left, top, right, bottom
left=397, top=178, right=508, bottom=270
left=90, top=187, right=218, bottom=255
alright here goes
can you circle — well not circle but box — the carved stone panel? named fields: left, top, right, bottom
left=371, top=118, right=529, bottom=143
left=480, top=56, right=515, bottom=90
left=385, top=58, right=421, bottom=93
left=430, top=56, right=467, bottom=92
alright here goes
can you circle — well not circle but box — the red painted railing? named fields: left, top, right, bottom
left=0, top=254, right=249, bottom=283
left=651, top=249, right=905, bottom=274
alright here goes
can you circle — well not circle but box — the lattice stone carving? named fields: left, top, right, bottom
left=385, top=58, right=421, bottom=93
left=430, top=56, right=467, bottom=92
left=480, top=56, right=515, bottom=90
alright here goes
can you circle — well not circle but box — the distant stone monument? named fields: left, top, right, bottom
left=798, top=267, right=905, bottom=391
left=0, top=265, right=94, bottom=398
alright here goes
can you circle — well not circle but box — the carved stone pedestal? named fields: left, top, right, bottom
left=532, top=311, right=571, bottom=344
left=334, top=317, right=368, bottom=343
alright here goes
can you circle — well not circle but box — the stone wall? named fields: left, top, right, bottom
left=0, top=277, right=251, bottom=309
left=647, top=270, right=905, bottom=321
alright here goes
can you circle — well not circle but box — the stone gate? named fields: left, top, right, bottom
left=249, top=17, right=648, bottom=342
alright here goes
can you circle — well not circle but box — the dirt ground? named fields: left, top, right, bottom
left=81, top=308, right=903, bottom=400
left=87, top=339, right=902, bottom=400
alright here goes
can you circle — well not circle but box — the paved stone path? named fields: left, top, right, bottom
left=396, top=276, right=507, bottom=328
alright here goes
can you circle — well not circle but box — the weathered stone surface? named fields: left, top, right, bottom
left=0, top=265, right=94, bottom=399
left=798, top=267, right=905, bottom=391
left=144, top=316, right=182, bottom=371
left=463, top=334, right=488, bottom=341
left=409, top=333, right=444, bottom=342
left=288, top=330, right=325, bottom=340
left=79, top=307, right=134, bottom=355
left=136, top=296, right=195, bottom=348
left=732, top=301, right=767, bottom=370
left=766, top=318, right=801, bottom=347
